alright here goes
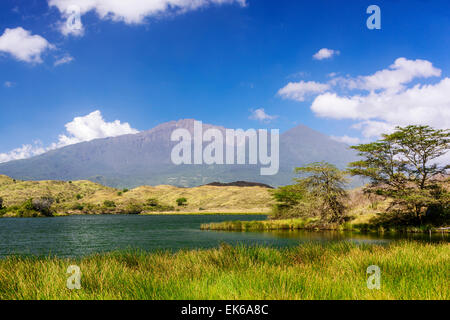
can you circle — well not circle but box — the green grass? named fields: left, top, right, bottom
left=201, top=218, right=317, bottom=231
left=141, top=212, right=266, bottom=216
left=0, top=241, right=448, bottom=300
left=201, top=218, right=450, bottom=234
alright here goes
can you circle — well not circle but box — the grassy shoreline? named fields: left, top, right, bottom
left=201, top=218, right=450, bottom=234
left=0, top=211, right=269, bottom=218
left=0, top=241, right=448, bottom=300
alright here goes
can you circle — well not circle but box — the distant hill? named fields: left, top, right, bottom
left=205, top=181, right=274, bottom=189
left=0, top=119, right=359, bottom=188
left=0, top=175, right=273, bottom=215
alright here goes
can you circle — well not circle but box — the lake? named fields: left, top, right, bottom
left=0, top=215, right=447, bottom=258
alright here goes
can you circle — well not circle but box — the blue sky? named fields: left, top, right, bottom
left=1, top=0, right=449, bottom=161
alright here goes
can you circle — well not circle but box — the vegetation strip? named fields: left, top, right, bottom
left=0, top=241, right=447, bottom=300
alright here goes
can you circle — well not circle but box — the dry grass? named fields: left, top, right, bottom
left=0, top=175, right=273, bottom=215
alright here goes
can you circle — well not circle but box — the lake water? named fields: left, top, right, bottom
left=0, top=215, right=447, bottom=258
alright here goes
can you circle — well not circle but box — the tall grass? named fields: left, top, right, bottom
left=201, top=218, right=316, bottom=231
left=0, top=241, right=448, bottom=300
left=201, top=218, right=450, bottom=233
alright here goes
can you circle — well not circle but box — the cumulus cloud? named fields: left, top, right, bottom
left=279, top=57, right=449, bottom=139
left=342, top=58, right=441, bottom=92
left=49, top=0, right=247, bottom=34
left=311, top=76, right=450, bottom=137
left=351, top=121, right=396, bottom=139
left=313, top=48, right=339, bottom=60
left=0, top=143, right=46, bottom=163
left=278, top=81, right=330, bottom=102
left=0, top=111, right=139, bottom=163
left=249, top=108, right=278, bottom=122
left=4, top=81, right=15, bottom=88
left=51, top=110, right=139, bottom=148
left=0, top=27, right=53, bottom=63
left=54, top=54, right=74, bottom=66
left=330, top=135, right=361, bottom=145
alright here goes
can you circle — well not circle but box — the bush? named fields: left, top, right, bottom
left=0, top=198, right=6, bottom=216
left=103, top=200, right=116, bottom=208
left=176, top=198, right=187, bottom=207
left=124, top=202, right=143, bottom=215
left=122, top=189, right=129, bottom=193
left=71, top=203, right=84, bottom=211
left=76, top=194, right=83, bottom=200
left=146, top=198, right=159, bottom=207
left=32, top=197, right=55, bottom=217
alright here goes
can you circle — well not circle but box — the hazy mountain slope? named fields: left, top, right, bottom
left=0, top=120, right=358, bottom=188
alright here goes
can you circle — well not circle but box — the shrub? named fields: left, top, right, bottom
left=176, top=198, right=187, bottom=207
left=103, top=200, right=116, bottom=208
left=124, top=202, right=143, bottom=215
left=146, top=198, right=159, bottom=207
left=122, top=189, right=129, bottom=193
left=0, top=197, right=3, bottom=210
left=71, top=203, right=84, bottom=211
left=31, top=197, right=55, bottom=217
left=76, top=194, right=83, bottom=200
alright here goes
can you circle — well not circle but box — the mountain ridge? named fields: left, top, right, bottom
left=0, top=119, right=358, bottom=188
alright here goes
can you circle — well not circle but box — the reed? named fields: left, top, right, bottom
left=0, top=241, right=448, bottom=300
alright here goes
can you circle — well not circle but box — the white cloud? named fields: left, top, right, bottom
left=278, top=81, right=330, bottom=102
left=330, top=135, right=361, bottom=145
left=344, top=58, right=441, bottom=92
left=351, top=121, right=396, bottom=139
left=54, top=54, right=74, bottom=66
left=4, top=81, right=15, bottom=88
left=249, top=108, right=277, bottom=122
left=311, top=78, right=450, bottom=137
left=51, top=110, right=139, bottom=148
left=0, top=143, right=46, bottom=163
left=313, top=48, right=339, bottom=60
left=57, top=4, right=85, bottom=37
left=0, top=111, right=139, bottom=163
left=0, top=27, right=53, bottom=63
left=279, top=57, right=450, bottom=139
left=49, top=0, right=247, bottom=34
left=327, top=72, right=338, bottom=78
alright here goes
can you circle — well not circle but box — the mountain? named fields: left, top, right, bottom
left=0, top=119, right=359, bottom=188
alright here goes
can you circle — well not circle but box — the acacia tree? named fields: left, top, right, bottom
left=294, top=162, right=349, bottom=224
left=271, top=184, right=308, bottom=219
left=349, top=125, right=449, bottom=224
